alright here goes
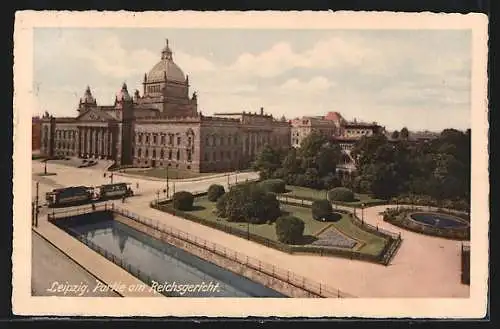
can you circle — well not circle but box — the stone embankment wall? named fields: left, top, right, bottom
left=113, top=213, right=322, bottom=298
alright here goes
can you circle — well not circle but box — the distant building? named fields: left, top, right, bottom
left=290, top=113, right=344, bottom=148
left=32, top=116, right=42, bottom=151
left=39, top=39, right=290, bottom=173
left=340, top=119, right=382, bottom=139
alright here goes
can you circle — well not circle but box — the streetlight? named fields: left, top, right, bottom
left=44, top=160, right=47, bottom=175
left=361, top=203, right=365, bottom=224
left=166, top=166, right=170, bottom=198
left=34, top=182, right=40, bottom=227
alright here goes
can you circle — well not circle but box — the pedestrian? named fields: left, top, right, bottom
left=122, top=196, right=126, bottom=203
left=91, top=202, right=96, bottom=212
left=136, top=182, right=139, bottom=190
left=103, top=172, right=106, bottom=178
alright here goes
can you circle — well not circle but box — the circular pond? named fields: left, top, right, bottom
left=409, top=212, right=469, bottom=229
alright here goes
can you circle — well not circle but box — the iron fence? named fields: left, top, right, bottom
left=48, top=204, right=355, bottom=298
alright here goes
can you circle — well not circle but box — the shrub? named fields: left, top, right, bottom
left=321, top=173, right=341, bottom=190
left=215, top=193, right=228, bottom=218
left=311, top=199, right=333, bottom=221
left=207, top=184, right=225, bottom=202
left=172, top=191, right=194, bottom=211
left=224, top=184, right=281, bottom=224
left=275, top=216, right=305, bottom=244
left=258, top=179, right=286, bottom=194
left=328, top=187, right=355, bottom=202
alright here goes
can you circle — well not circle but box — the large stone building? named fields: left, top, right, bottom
left=40, top=39, right=291, bottom=173
left=32, top=116, right=42, bottom=151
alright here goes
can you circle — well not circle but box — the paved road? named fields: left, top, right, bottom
left=31, top=231, right=120, bottom=297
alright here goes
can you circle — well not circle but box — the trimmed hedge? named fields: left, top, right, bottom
left=151, top=201, right=391, bottom=265
left=311, top=199, right=333, bottom=221
left=275, top=215, right=305, bottom=244
left=207, top=184, right=225, bottom=202
left=258, top=179, right=286, bottom=194
left=328, top=187, right=355, bottom=202
left=172, top=191, right=194, bottom=211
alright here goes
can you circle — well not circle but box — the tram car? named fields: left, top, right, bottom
left=97, top=183, right=133, bottom=201
left=46, top=186, right=93, bottom=208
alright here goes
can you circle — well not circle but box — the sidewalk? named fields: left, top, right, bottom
left=32, top=209, right=162, bottom=298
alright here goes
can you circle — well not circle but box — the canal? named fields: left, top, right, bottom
left=68, top=218, right=286, bottom=298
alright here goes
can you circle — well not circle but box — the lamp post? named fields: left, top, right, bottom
left=247, top=221, right=250, bottom=240
left=44, top=160, right=47, bottom=175
left=166, top=166, right=170, bottom=198
left=361, top=203, right=365, bottom=224
left=34, top=182, right=39, bottom=227
left=110, top=173, right=114, bottom=184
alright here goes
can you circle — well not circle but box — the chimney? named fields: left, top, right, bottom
left=260, top=107, right=264, bottom=115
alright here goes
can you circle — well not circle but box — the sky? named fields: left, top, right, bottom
left=33, top=28, right=472, bottom=131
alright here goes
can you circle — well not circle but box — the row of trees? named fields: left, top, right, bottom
left=253, top=127, right=471, bottom=205
left=253, top=131, right=343, bottom=190
left=350, top=128, right=471, bottom=202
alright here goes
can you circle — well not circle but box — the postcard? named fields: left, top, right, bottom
left=13, top=10, right=489, bottom=318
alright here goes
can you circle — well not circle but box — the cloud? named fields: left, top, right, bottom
left=33, top=29, right=472, bottom=131
left=279, top=76, right=334, bottom=93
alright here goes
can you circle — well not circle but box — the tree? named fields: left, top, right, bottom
left=328, top=187, right=355, bottom=202
left=400, top=127, right=409, bottom=140
left=222, top=184, right=281, bottom=224
left=172, top=191, right=194, bottom=211
left=253, top=145, right=282, bottom=180
left=311, top=199, right=333, bottom=221
left=391, top=130, right=400, bottom=139
left=316, top=144, right=342, bottom=176
left=258, top=179, right=286, bottom=193
left=275, top=216, right=305, bottom=244
left=207, top=184, right=225, bottom=202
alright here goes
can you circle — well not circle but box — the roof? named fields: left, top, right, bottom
left=147, top=40, right=185, bottom=82
left=324, top=111, right=344, bottom=121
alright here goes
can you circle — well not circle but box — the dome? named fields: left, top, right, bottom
left=146, top=39, right=186, bottom=83
left=147, top=60, right=185, bottom=82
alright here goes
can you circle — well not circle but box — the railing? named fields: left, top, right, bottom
left=64, top=226, right=164, bottom=296
left=47, top=203, right=355, bottom=298
left=113, top=206, right=354, bottom=298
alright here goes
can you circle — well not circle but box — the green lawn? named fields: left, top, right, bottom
left=180, top=196, right=387, bottom=255
left=123, top=167, right=213, bottom=180
left=285, top=185, right=386, bottom=207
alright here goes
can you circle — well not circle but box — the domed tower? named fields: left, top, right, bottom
left=139, top=39, right=197, bottom=117
left=77, top=86, right=97, bottom=113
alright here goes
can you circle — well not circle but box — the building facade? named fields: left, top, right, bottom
left=290, top=112, right=344, bottom=148
left=32, top=116, right=42, bottom=151
left=40, top=40, right=291, bottom=173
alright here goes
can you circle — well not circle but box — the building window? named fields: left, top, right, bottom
left=204, top=152, right=208, bottom=161
left=161, top=135, right=165, bottom=145
left=152, top=149, right=156, bottom=158
left=168, top=150, right=172, bottom=160
left=153, top=135, right=157, bottom=144
left=169, top=134, right=174, bottom=145
left=227, top=151, right=231, bottom=160
left=146, top=135, right=150, bottom=143
left=138, top=149, right=142, bottom=157
left=145, top=149, right=149, bottom=158
left=220, top=151, right=224, bottom=160
left=160, top=149, right=164, bottom=159
left=213, top=151, right=217, bottom=161
left=220, top=137, right=224, bottom=146
left=177, top=136, right=181, bottom=145
left=205, top=136, right=210, bottom=146
left=187, top=150, right=192, bottom=162
left=188, top=137, right=192, bottom=146
left=176, top=149, right=180, bottom=160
